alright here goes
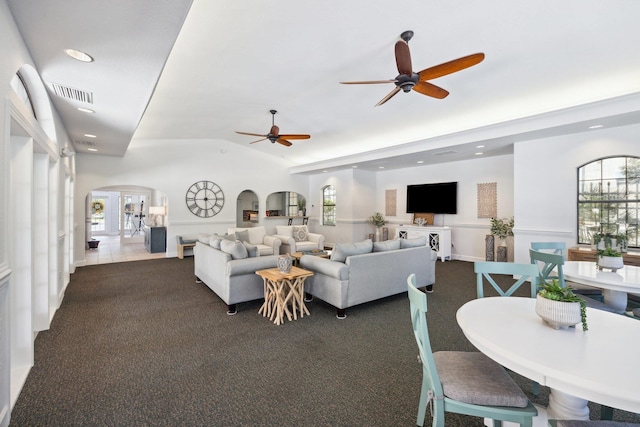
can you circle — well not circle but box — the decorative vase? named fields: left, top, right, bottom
left=597, top=256, right=624, bottom=272
left=485, top=235, right=494, bottom=261
left=375, top=227, right=380, bottom=242
left=278, top=254, right=293, bottom=273
left=535, top=295, right=582, bottom=330
left=497, top=245, right=507, bottom=262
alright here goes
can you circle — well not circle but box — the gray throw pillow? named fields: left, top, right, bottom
left=330, top=239, right=373, bottom=262
left=373, top=239, right=401, bottom=252
left=242, top=241, right=259, bottom=258
left=220, top=239, right=248, bottom=259
left=235, top=230, right=250, bottom=243
left=400, top=236, right=427, bottom=248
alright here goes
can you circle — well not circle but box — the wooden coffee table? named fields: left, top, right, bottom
left=255, top=266, right=314, bottom=325
left=291, top=250, right=331, bottom=266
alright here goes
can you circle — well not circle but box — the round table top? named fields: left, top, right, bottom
left=456, top=296, right=640, bottom=413
left=563, top=261, right=640, bottom=294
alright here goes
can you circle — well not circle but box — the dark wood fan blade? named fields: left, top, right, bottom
left=395, top=40, right=412, bottom=75
left=278, top=134, right=310, bottom=140
left=340, top=80, right=397, bottom=84
left=276, top=138, right=293, bottom=147
left=375, top=87, right=401, bottom=107
left=236, top=131, right=267, bottom=137
left=417, top=53, right=485, bottom=81
left=270, top=125, right=279, bottom=136
left=413, top=81, right=449, bottom=99
left=249, top=138, right=268, bottom=144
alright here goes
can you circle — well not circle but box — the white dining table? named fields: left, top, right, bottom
left=563, top=260, right=640, bottom=313
left=456, top=296, right=640, bottom=425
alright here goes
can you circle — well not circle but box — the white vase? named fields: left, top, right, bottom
left=375, top=228, right=380, bottom=242
left=535, top=295, right=582, bottom=330
left=597, top=256, right=624, bottom=272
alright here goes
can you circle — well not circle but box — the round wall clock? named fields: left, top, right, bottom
left=185, top=180, right=224, bottom=218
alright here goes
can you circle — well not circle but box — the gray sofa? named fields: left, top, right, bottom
left=300, top=237, right=436, bottom=318
left=194, top=236, right=278, bottom=315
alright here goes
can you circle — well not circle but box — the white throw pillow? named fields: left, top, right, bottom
left=276, top=225, right=293, bottom=237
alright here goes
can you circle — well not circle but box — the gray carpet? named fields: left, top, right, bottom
left=9, top=258, right=640, bottom=426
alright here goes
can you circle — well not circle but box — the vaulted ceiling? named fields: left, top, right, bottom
left=8, top=0, right=640, bottom=173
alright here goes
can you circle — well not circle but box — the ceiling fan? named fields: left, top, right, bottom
left=236, top=110, right=311, bottom=147
left=340, top=30, right=485, bottom=106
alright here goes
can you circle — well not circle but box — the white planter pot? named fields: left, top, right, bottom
left=535, top=295, right=582, bottom=330
left=597, top=255, right=624, bottom=272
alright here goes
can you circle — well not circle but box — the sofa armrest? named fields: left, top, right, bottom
left=307, top=233, right=325, bottom=249
left=273, top=234, right=295, bottom=247
left=263, top=235, right=282, bottom=253
left=300, top=256, right=349, bottom=280
left=227, top=255, right=279, bottom=276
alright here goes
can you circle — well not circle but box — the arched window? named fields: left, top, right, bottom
left=578, top=156, right=640, bottom=248
left=322, top=185, right=336, bottom=226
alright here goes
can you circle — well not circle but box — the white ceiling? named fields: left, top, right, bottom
left=8, top=0, right=640, bottom=173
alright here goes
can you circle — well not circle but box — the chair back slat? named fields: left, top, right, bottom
left=407, top=274, right=444, bottom=397
left=529, top=249, right=566, bottom=288
left=530, top=241, right=567, bottom=261
left=474, top=261, right=539, bottom=298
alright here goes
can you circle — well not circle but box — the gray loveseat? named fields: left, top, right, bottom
left=300, top=237, right=436, bottom=318
left=194, top=234, right=278, bottom=315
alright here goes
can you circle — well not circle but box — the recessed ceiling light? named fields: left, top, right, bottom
left=417, top=160, right=424, bottom=164
left=323, top=170, right=328, bottom=173
left=77, top=107, right=94, bottom=113
left=352, top=165, right=358, bottom=168
left=475, top=152, right=483, bottom=156
left=64, top=48, right=94, bottom=63
left=476, top=145, right=485, bottom=148
left=87, top=148, right=98, bottom=152
left=84, top=133, right=97, bottom=138
left=378, top=166, right=384, bottom=169
left=588, top=124, right=603, bottom=129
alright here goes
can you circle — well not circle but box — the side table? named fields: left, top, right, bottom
left=255, top=266, right=313, bottom=325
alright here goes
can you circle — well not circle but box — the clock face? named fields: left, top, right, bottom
left=185, top=180, right=224, bottom=218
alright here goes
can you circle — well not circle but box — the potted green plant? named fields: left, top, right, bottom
left=297, top=199, right=306, bottom=216
left=596, top=247, right=623, bottom=272
left=369, top=212, right=386, bottom=241
left=490, top=217, right=514, bottom=243
left=536, top=280, right=588, bottom=331
left=615, top=233, right=628, bottom=253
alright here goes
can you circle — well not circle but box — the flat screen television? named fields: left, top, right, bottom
left=406, top=182, right=457, bottom=214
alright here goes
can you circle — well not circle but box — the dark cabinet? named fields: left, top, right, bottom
left=144, top=226, right=166, bottom=253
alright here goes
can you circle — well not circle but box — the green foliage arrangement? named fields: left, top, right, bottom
left=596, top=247, right=622, bottom=257
left=369, top=212, right=386, bottom=227
left=490, top=217, right=514, bottom=240
left=538, top=280, right=588, bottom=331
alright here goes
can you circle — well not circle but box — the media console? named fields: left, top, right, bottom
left=396, top=225, right=451, bottom=262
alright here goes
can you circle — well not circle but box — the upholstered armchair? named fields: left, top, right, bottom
left=227, top=226, right=281, bottom=256
left=273, top=225, right=325, bottom=254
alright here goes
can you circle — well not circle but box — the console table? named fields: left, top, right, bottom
left=396, top=225, right=451, bottom=262
left=568, top=247, right=640, bottom=267
left=143, top=226, right=166, bottom=253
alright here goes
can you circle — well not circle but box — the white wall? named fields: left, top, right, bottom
left=74, top=138, right=309, bottom=262
left=513, top=123, right=640, bottom=264
left=376, top=154, right=514, bottom=261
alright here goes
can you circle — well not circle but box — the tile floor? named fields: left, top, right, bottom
left=84, top=234, right=167, bottom=265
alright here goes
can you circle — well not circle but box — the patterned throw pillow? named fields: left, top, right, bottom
left=293, top=225, right=308, bottom=242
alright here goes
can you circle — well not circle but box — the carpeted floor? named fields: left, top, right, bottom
left=9, top=258, right=640, bottom=426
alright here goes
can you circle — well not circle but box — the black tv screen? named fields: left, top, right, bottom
left=406, top=182, right=458, bottom=214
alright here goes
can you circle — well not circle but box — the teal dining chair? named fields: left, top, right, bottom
left=530, top=242, right=604, bottom=301
left=474, top=261, right=540, bottom=298
left=407, top=274, right=538, bottom=427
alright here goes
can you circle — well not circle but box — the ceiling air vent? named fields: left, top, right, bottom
left=50, top=82, right=94, bottom=104
left=73, top=139, right=97, bottom=147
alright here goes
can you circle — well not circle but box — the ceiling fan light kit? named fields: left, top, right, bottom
left=340, top=30, right=485, bottom=106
